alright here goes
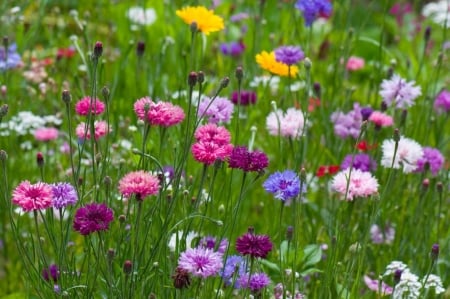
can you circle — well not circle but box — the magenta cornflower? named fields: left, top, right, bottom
left=12, top=181, right=53, bottom=212
left=197, top=96, right=234, bottom=124
left=235, top=232, right=273, bottom=258
left=75, top=96, right=105, bottom=116
left=51, top=182, right=78, bottom=209
left=331, top=169, right=379, bottom=201
left=34, top=127, right=59, bottom=142
left=177, top=247, right=223, bottom=278
left=415, top=147, right=445, bottom=176
left=274, top=46, right=305, bottom=65
left=231, top=90, right=257, bottom=106
left=118, top=170, right=160, bottom=200
left=194, top=123, right=231, bottom=144
left=368, top=111, right=394, bottom=128
left=379, top=74, right=422, bottom=109
left=433, top=90, right=450, bottom=114
left=75, top=120, right=110, bottom=140
left=228, top=146, right=269, bottom=173
left=42, top=264, right=60, bottom=282
left=73, top=203, right=114, bottom=235
left=191, top=141, right=233, bottom=165
left=238, top=272, right=270, bottom=293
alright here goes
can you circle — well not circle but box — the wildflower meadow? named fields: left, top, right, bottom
left=0, top=0, right=449, bottom=298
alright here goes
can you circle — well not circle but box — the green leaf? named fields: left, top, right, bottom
left=302, top=244, right=322, bottom=268
left=259, top=259, right=280, bottom=273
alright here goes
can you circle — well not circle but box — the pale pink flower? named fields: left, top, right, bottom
left=346, top=56, right=365, bottom=71
left=363, top=275, right=393, bottom=295
left=75, top=97, right=105, bottom=116
left=34, top=127, right=59, bottom=141
left=381, top=137, right=423, bottom=173
left=266, top=107, right=306, bottom=138
left=75, top=121, right=110, bottom=140
left=368, top=111, right=394, bottom=127
left=331, top=169, right=379, bottom=201
left=118, top=171, right=160, bottom=200
left=133, top=96, right=153, bottom=121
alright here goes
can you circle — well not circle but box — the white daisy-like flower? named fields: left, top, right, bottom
left=126, top=6, right=157, bottom=26
left=383, top=260, right=409, bottom=276
left=422, top=0, right=450, bottom=28
left=422, top=274, right=445, bottom=294
left=381, top=137, right=423, bottom=173
left=393, top=270, right=421, bottom=299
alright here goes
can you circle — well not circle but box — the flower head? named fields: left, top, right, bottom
left=176, top=6, right=224, bottom=35
left=177, top=247, right=223, bottom=278
left=0, top=43, right=22, bottom=71
left=381, top=137, right=423, bottom=173
left=368, top=111, right=394, bottom=128
left=118, top=171, right=160, bottom=200
left=274, top=46, right=304, bottom=65
left=194, top=123, right=231, bottom=144
left=266, top=108, right=306, bottom=138
left=126, top=6, right=157, bottom=26
left=422, top=274, right=445, bottom=294
left=238, top=272, right=270, bottom=292
left=363, top=275, right=393, bottom=295
left=134, top=97, right=185, bottom=127
left=340, top=153, right=377, bottom=172
left=42, top=264, right=60, bottom=282
left=231, top=90, right=257, bottom=106
left=330, top=103, right=363, bottom=139
left=295, top=0, right=333, bottom=26
left=415, top=147, right=445, bottom=176
left=73, top=203, right=114, bottom=235
left=235, top=232, right=273, bottom=258
left=198, top=96, right=234, bottom=124
left=433, top=90, right=450, bottom=114
left=379, top=74, right=422, bottom=109
left=316, top=165, right=340, bottom=177
left=220, top=41, right=246, bottom=56
left=256, top=51, right=299, bottom=77
left=221, top=255, right=247, bottom=287
left=12, top=181, right=53, bottom=212
left=51, top=182, right=78, bottom=209
left=191, top=141, right=233, bottom=165
left=263, top=170, right=305, bottom=202
left=331, top=169, right=379, bottom=201
left=393, top=271, right=421, bottom=299
left=370, top=223, right=395, bottom=245
left=228, top=146, right=269, bottom=172
left=422, top=0, right=450, bottom=27
left=75, top=97, right=105, bottom=116
left=75, top=120, right=110, bottom=140
left=346, top=56, right=365, bottom=71
left=34, top=127, right=59, bottom=142
left=198, top=236, right=228, bottom=254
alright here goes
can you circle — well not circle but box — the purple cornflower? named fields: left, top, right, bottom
left=360, top=107, right=373, bottom=121
left=230, top=12, right=249, bottom=22
left=379, top=74, right=422, bottom=109
left=434, top=90, right=450, bottom=114
left=51, top=182, right=78, bottom=209
left=198, top=96, right=234, bottom=124
left=370, top=224, right=395, bottom=245
left=295, top=0, right=333, bottom=26
left=330, top=103, right=363, bottom=139
left=238, top=272, right=270, bottom=292
left=177, top=247, right=223, bottom=278
left=228, top=146, right=269, bottom=173
left=416, top=147, right=445, bottom=176
left=340, top=153, right=377, bottom=172
left=73, top=203, right=114, bottom=235
left=0, top=43, right=22, bottom=71
left=263, top=170, right=305, bottom=202
left=274, top=46, right=305, bottom=65
left=198, top=236, right=228, bottom=254
left=221, top=255, right=247, bottom=287
left=236, top=232, right=273, bottom=258
left=42, top=264, right=60, bottom=282
left=231, top=90, right=257, bottom=106
left=220, top=41, right=245, bottom=56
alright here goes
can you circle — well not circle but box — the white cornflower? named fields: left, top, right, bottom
left=422, top=274, right=445, bottom=294
left=393, top=270, right=421, bottom=299
left=422, top=0, right=450, bottom=28
left=126, top=6, right=157, bottom=26
left=381, top=137, right=423, bottom=173
left=168, top=230, right=199, bottom=252
left=384, top=260, right=409, bottom=276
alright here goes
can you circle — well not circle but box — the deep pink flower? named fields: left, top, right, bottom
left=235, top=232, right=273, bottom=258
left=73, top=203, right=114, bottom=235
left=434, top=90, right=450, bottom=114
left=346, top=56, right=365, bottom=71
left=34, top=127, right=59, bottom=141
left=75, top=97, right=105, bottom=116
left=118, top=171, right=160, bottom=200
left=191, top=141, right=233, bottom=165
left=194, top=124, right=231, bottom=145
left=12, top=181, right=53, bottom=212
left=133, top=97, right=185, bottom=127
left=369, top=111, right=393, bottom=127
left=134, top=96, right=153, bottom=121
left=75, top=121, right=110, bottom=140
left=228, top=146, right=269, bottom=172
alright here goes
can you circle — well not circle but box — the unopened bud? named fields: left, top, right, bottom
left=304, top=57, right=312, bottom=69
left=393, top=128, right=400, bottom=142
left=380, top=101, right=388, bottom=112
left=286, top=226, right=293, bottom=241
left=235, top=66, right=243, bottom=81
left=62, top=90, right=72, bottom=104
left=436, top=182, right=443, bottom=193
left=101, top=86, right=110, bottom=100
left=313, top=82, right=321, bottom=98
left=247, top=226, right=255, bottom=234
left=188, top=71, right=197, bottom=87
left=136, top=41, right=145, bottom=57
left=36, top=152, right=44, bottom=167
left=424, top=26, right=431, bottom=42
left=197, top=71, right=205, bottom=84
left=394, top=269, right=402, bottom=284
left=422, top=178, right=429, bottom=190
left=0, top=104, right=8, bottom=118
left=118, top=214, right=126, bottom=223
left=103, top=176, right=112, bottom=186
left=220, top=77, right=230, bottom=89
left=430, top=243, right=439, bottom=261
left=190, top=22, right=198, bottom=34
left=93, top=41, right=103, bottom=59
left=123, top=260, right=133, bottom=275
left=0, top=150, right=7, bottom=161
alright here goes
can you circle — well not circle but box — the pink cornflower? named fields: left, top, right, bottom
left=133, top=97, right=185, bottom=127
left=178, top=247, right=223, bottom=278
left=368, top=111, right=394, bottom=128
left=433, top=90, right=450, bottom=114
left=134, top=96, right=153, bottom=121
left=364, top=275, right=393, bottom=295
left=118, top=171, right=160, bottom=200
left=34, top=127, right=59, bottom=141
left=191, top=141, right=233, bottom=165
left=266, top=108, right=306, bottom=138
left=75, top=97, right=105, bottom=116
left=194, top=123, right=231, bottom=145
left=331, top=169, right=379, bottom=201
left=12, top=181, right=53, bottom=212
left=75, top=120, right=110, bottom=140
left=346, top=56, right=365, bottom=71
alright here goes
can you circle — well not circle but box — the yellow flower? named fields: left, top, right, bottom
left=255, top=51, right=299, bottom=77
left=176, top=6, right=224, bottom=35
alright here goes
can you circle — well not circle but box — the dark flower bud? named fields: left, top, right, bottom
left=77, top=177, right=83, bottom=187
left=430, top=243, right=439, bottom=261
left=247, top=226, right=255, bottom=234
left=380, top=101, right=388, bottom=112
left=360, top=107, right=373, bottom=121
left=36, top=152, right=44, bottom=167
left=172, top=267, right=190, bottom=289
left=118, top=214, right=126, bottom=223
left=0, top=104, right=8, bottom=118
left=136, top=41, right=145, bottom=57
left=313, top=82, right=321, bottom=98
left=220, top=77, right=230, bottom=89
left=394, top=269, right=402, bottom=284
left=286, top=226, right=293, bottom=241
left=424, top=26, right=431, bottom=42
left=386, top=67, right=394, bottom=79
left=107, top=248, right=115, bottom=262
left=62, top=90, right=72, bottom=104
left=235, top=66, right=243, bottom=81
left=102, top=86, right=110, bottom=100
left=188, top=72, right=197, bottom=87
left=393, top=128, right=400, bottom=142
left=190, top=22, right=198, bottom=34
left=422, top=178, right=429, bottom=190
left=123, top=260, right=133, bottom=275
left=103, top=176, right=112, bottom=186
left=436, top=182, right=443, bottom=193
left=0, top=150, right=7, bottom=161
left=197, top=71, right=205, bottom=84
left=400, top=109, right=407, bottom=126
left=93, top=41, right=103, bottom=59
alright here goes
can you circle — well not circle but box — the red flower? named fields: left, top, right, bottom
left=357, top=141, right=378, bottom=152
left=316, top=165, right=340, bottom=177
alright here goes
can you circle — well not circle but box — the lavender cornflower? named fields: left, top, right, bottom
left=340, top=153, right=377, bottom=172
left=379, top=74, right=422, bottom=109
left=177, top=247, right=223, bottom=278
left=51, top=182, right=78, bottom=209
left=263, top=170, right=305, bottom=202
left=238, top=272, right=270, bottom=293
left=433, top=90, right=450, bottom=114
left=415, top=147, right=445, bottom=176
left=274, top=46, right=305, bottom=65
left=228, top=146, right=269, bottom=173
left=73, top=203, right=114, bottom=235
left=295, top=0, right=333, bottom=26
left=198, top=96, right=234, bottom=124
left=231, top=90, right=257, bottom=106
left=198, top=236, right=228, bottom=254
left=370, top=224, right=395, bottom=244
left=330, top=103, right=363, bottom=139
left=220, top=41, right=245, bottom=56
left=0, top=43, right=22, bottom=71
left=221, top=255, right=247, bottom=287
left=236, top=232, right=273, bottom=258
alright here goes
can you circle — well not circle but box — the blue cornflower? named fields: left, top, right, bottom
left=221, top=255, right=247, bottom=288
left=263, top=170, right=305, bottom=202
left=295, top=0, right=333, bottom=27
left=0, top=43, right=22, bottom=71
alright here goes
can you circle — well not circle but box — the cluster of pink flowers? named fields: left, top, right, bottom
left=75, top=120, right=110, bottom=140
left=134, top=96, right=185, bottom=127
left=34, top=127, right=59, bottom=142
left=75, top=97, right=105, bottom=116
left=191, top=124, right=233, bottom=165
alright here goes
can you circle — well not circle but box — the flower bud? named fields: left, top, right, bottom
left=136, top=41, right=145, bottom=57
left=394, top=269, right=402, bottom=284
left=0, top=150, right=7, bottom=161
left=62, top=90, right=72, bottom=104
left=93, top=41, right=103, bottom=59
left=188, top=71, right=197, bottom=87
left=430, top=243, right=439, bottom=261
left=123, top=260, right=133, bottom=275
left=424, top=26, right=431, bottom=42
left=393, top=128, right=400, bottom=142
left=101, top=86, right=110, bottom=100
left=235, top=66, right=243, bottom=81
left=36, top=152, right=44, bottom=168
left=286, top=226, right=293, bottom=241
left=304, top=57, right=312, bottom=69
left=190, top=22, right=198, bottom=34
left=0, top=104, right=8, bottom=118
left=220, top=77, right=230, bottom=89
left=197, top=71, right=205, bottom=84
